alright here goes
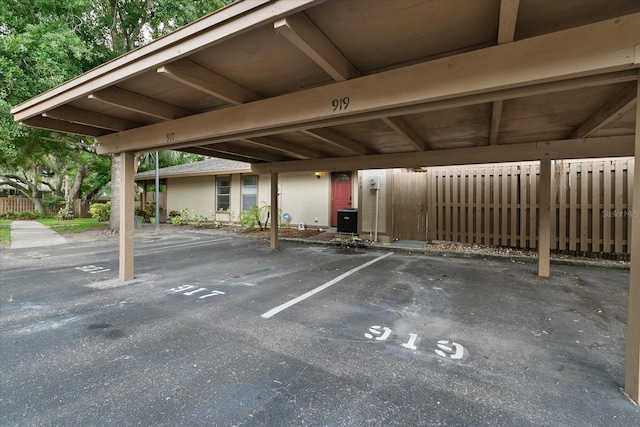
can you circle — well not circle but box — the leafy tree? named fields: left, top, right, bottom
left=1, top=0, right=232, bottom=223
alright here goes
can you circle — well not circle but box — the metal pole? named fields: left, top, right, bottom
left=155, top=151, right=160, bottom=231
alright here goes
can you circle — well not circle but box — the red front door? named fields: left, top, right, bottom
left=331, top=172, right=352, bottom=227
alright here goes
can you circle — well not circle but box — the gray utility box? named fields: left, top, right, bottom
left=337, top=209, right=358, bottom=234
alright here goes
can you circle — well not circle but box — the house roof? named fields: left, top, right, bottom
left=135, top=157, right=250, bottom=180
left=10, top=0, right=640, bottom=174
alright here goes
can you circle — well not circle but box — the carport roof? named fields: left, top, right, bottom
left=135, top=157, right=250, bottom=180
left=11, top=0, right=640, bottom=173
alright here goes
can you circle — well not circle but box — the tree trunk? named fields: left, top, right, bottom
left=65, top=164, right=86, bottom=212
left=109, top=153, right=120, bottom=233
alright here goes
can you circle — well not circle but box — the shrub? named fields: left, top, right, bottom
left=0, top=210, right=43, bottom=220
left=89, top=202, right=111, bottom=222
left=170, top=208, right=191, bottom=225
left=239, top=206, right=262, bottom=230
left=56, top=207, right=74, bottom=220
left=43, top=195, right=64, bottom=210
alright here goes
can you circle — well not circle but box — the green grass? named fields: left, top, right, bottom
left=0, top=220, right=11, bottom=246
left=37, top=218, right=108, bottom=233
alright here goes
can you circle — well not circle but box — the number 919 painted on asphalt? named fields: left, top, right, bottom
left=364, top=325, right=467, bottom=360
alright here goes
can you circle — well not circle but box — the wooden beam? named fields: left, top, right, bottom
left=12, top=0, right=320, bottom=121
left=89, top=87, right=192, bottom=120
left=241, top=137, right=324, bottom=159
left=382, top=117, right=430, bottom=151
left=157, top=59, right=262, bottom=105
left=624, top=73, right=640, bottom=404
left=571, top=82, right=637, bottom=138
left=302, top=128, right=372, bottom=155
left=270, top=172, right=279, bottom=250
left=538, top=158, right=551, bottom=277
left=489, top=101, right=504, bottom=145
left=206, top=142, right=289, bottom=162
left=119, top=152, right=135, bottom=281
left=20, top=116, right=109, bottom=137
left=102, top=70, right=638, bottom=155
left=491, top=1, right=519, bottom=146
left=274, top=12, right=359, bottom=81
left=43, top=105, right=141, bottom=131
left=250, top=136, right=635, bottom=173
left=96, top=9, right=640, bottom=154
left=498, top=0, right=520, bottom=44
left=185, top=146, right=260, bottom=164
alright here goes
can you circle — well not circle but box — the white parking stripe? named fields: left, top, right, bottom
left=261, top=252, right=393, bottom=319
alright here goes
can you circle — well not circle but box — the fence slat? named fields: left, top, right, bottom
left=452, top=170, right=459, bottom=242
left=500, top=170, right=508, bottom=246
left=580, top=163, right=589, bottom=252
left=569, top=163, right=578, bottom=251
left=475, top=169, right=482, bottom=244
left=511, top=166, right=517, bottom=246
left=615, top=160, right=624, bottom=253
left=592, top=162, right=601, bottom=253
left=602, top=160, right=612, bottom=252
left=550, top=162, right=556, bottom=250
left=530, top=166, right=537, bottom=249
left=468, top=170, right=474, bottom=244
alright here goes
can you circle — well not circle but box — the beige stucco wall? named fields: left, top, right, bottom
left=166, top=176, right=216, bottom=216
left=275, top=172, right=331, bottom=228
left=166, top=172, right=334, bottom=227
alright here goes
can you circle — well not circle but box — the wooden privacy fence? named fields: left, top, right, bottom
left=0, top=198, right=92, bottom=218
left=395, top=158, right=634, bottom=255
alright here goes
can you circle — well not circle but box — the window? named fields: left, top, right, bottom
left=216, top=176, right=230, bottom=211
left=241, top=175, right=258, bottom=210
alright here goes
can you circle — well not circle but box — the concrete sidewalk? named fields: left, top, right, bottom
left=10, top=221, right=67, bottom=249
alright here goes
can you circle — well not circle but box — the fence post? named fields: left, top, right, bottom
left=538, top=158, right=552, bottom=277
left=624, top=74, right=640, bottom=404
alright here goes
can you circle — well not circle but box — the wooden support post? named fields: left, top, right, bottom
left=624, top=76, right=640, bottom=404
left=270, top=172, right=279, bottom=250
left=538, top=158, right=552, bottom=277
left=119, top=152, right=135, bottom=281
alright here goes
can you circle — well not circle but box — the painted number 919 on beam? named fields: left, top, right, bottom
left=331, top=97, right=349, bottom=112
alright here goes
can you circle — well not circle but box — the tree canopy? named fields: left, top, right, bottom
left=0, top=0, right=233, bottom=216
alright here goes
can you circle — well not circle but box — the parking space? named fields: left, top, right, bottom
left=0, top=231, right=638, bottom=426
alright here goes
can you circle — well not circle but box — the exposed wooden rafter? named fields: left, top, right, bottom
left=274, top=12, right=359, bottom=81
left=570, top=82, right=637, bottom=139
left=95, top=11, right=640, bottom=155
left=43, top=105, right=141, bottom=132
left=11, top=0, right=317, bottom=121
left=20, top=116, right=109, bottom=137
left=302, top=128, right=372, bottom=155
left=157, top=59, right=262, bottom=105
left=184, top=146, right=265, bottom=164
left=88, top=87, right=192, bottom=120
left=498, top=0, right=520, bottom=44
left=490, top=0, right=520, bottom=146
left=203, top=142, right=289, bottom=162
left=489, top=100, right=504, bottom=146
left=240, top=137, right=323, bottom=160
left=382, top=117, right=430, bottom=151
left=251, top=135, right=635, bottom=174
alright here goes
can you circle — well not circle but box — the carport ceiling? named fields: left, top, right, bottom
left=11, top=0, right=640, bottom=173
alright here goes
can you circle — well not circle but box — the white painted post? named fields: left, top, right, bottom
left=119, top=152, right=135, bottom=281
left=624, top=75, right=640, bottom=404
left=270, top=172, right=279, bottom=250
left=538, top=158, right=551, bottom=277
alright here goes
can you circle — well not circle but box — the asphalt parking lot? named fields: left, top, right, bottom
left=1, top=229, right=638, bottom=426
